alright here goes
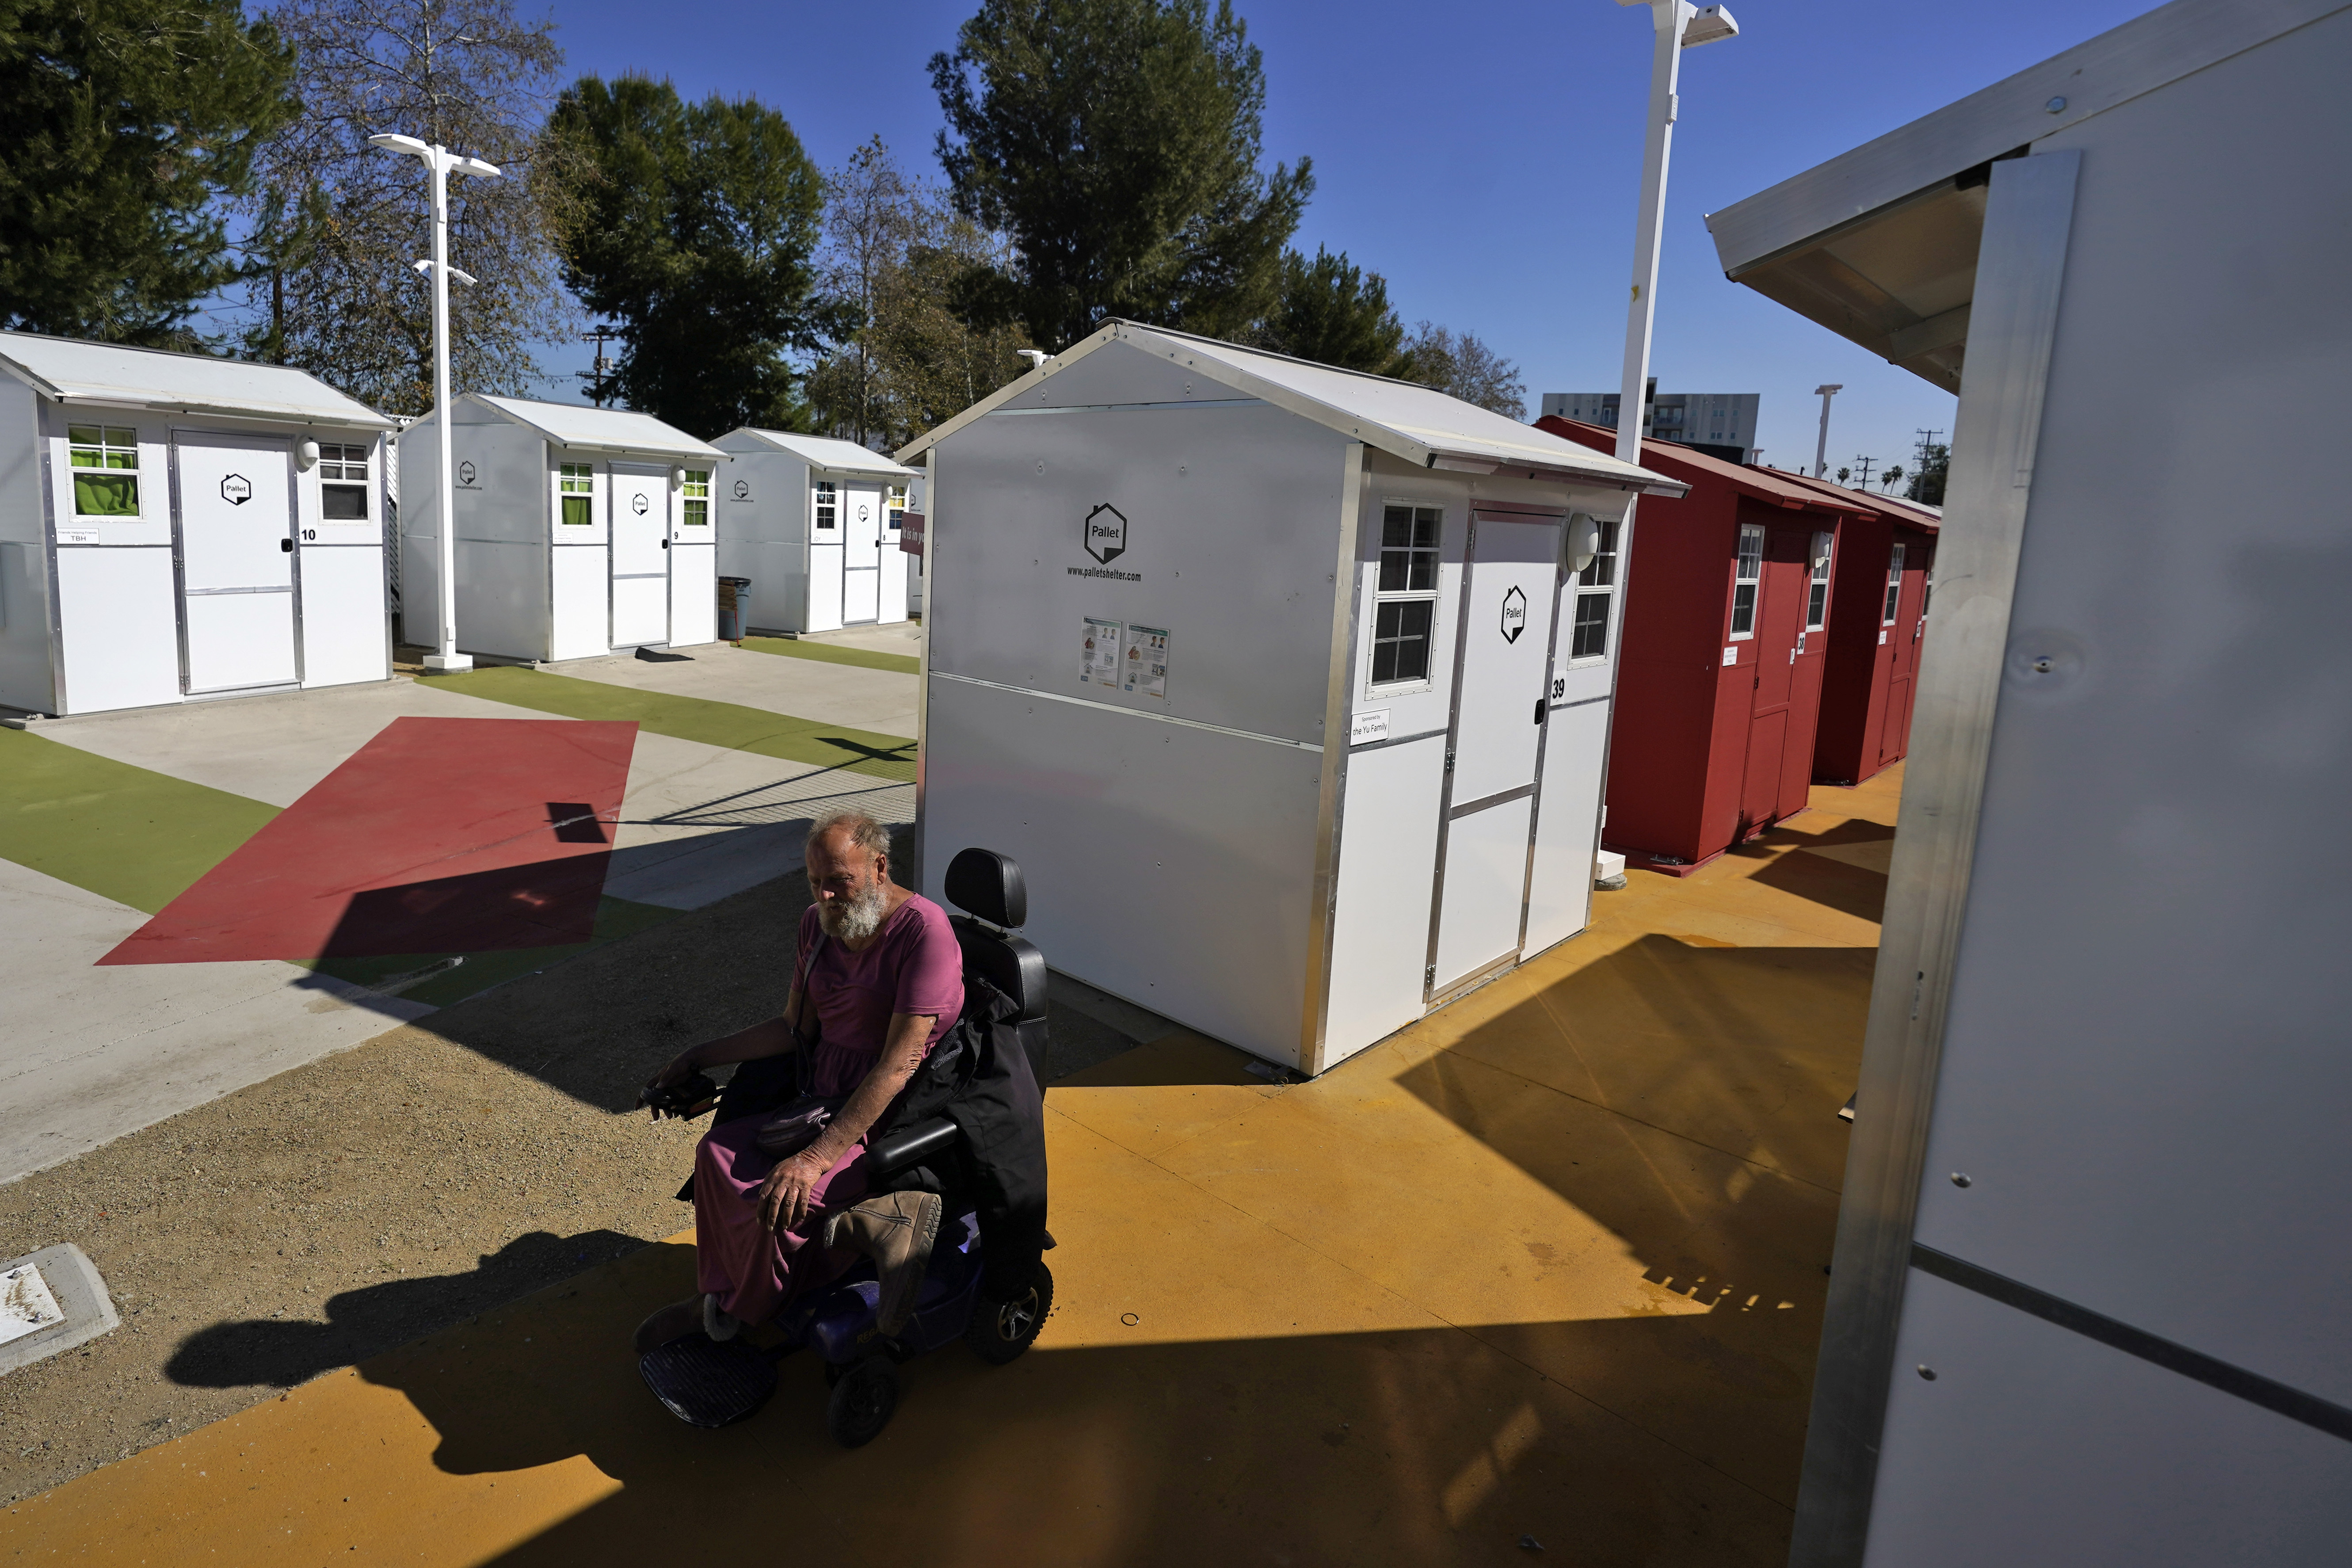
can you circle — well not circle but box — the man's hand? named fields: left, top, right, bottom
left=640, top=1053, right=699, bottom=1119
left=756, top=1152, right=829, bottom=1232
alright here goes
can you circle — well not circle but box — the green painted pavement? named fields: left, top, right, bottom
left=0, top=728, right=682, bottom=1012
left=739, top=634, right=919, bottom=676
left=0, top=727, right=279, bottom=913
left=429, top=666, right=916, bottom=780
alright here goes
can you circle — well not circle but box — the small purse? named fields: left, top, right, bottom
left=755, top=931, right=845, bottom=1159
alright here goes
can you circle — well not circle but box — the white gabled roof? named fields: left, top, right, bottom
left=467, top=394, right=726, bottom=460
left=722, top=428, right=916, bottom=477
left=896, top=320, right=1687, bottom=497
left=0, top=330, right=393, bottom=428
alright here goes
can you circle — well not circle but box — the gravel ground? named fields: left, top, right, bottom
left=0, top=838, right=1151, bottom=1503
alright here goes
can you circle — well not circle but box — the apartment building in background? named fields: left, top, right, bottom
left=1540, top=383, right=1760, bottom=465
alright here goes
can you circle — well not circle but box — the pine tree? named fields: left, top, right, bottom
left=0, top=0, right=298, bottom=344
left=1256, top=248, right=1411, bottom=376
left=930, top=0, right=1312, bottom=352
left=550, top=76, right=841, bottom=437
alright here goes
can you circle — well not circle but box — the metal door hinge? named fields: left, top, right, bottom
left=1443, top=749, right=1455, bottom=773
left=1424, top=965, right=1436, bottom=988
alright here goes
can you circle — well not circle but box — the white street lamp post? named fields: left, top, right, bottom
left=367, top=133, right=500, bottom=673
left=1814, top=382, right=1844, bottom=477
left=1612, top=1, right=1737, bottom=470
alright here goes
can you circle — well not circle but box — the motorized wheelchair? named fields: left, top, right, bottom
left=636, top=847, right=1054, bottom=1447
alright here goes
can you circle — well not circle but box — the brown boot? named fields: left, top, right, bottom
left=823, top=1191, right=944, bottom=1336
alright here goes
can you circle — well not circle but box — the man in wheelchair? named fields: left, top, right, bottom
left=637, top=809, right=967, bottom=1350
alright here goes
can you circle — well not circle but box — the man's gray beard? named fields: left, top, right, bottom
left=818, top=879, right=888, bottom=942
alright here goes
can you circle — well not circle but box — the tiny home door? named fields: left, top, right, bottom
left=1429, top=515, right=1563, bottom=997
left=841, top=484, right=883, bottom=624
left=610, top=465, right=670, bottom=647
left=1736, top=524, right=1811, bottom=836
left=1878, top=539, right=1929, bottom=767
left=172, top=431, right=298, bottom=692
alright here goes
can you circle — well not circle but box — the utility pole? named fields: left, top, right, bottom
left=1813, top=383, right=1842, bottom=477
left=1854, top=454, right=1877, bottom=490
left=578, top=325, right=621, bottom=408
left=1913, top=426, right=1946, bottom=468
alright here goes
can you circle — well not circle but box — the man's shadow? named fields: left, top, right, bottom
left=164, top=1229, right=649, bottom=1397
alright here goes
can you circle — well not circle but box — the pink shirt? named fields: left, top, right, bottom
left=794, top=896, right=965, bottom=1096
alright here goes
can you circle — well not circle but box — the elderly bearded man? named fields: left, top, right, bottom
left=636, top=809, right=964, bottom=1348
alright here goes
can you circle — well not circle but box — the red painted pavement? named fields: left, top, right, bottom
left=101, top=717, right=638, bottom=965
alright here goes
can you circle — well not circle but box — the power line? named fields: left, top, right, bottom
left=577, top=324, right=621, bottom=408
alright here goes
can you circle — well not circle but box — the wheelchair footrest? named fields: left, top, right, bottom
left=639, top=1333, right=778, bottom=1428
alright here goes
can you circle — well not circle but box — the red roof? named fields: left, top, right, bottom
left=1764, top=467, right=1941, bottom=535
left=1534, top=416, right=1863, bottom=518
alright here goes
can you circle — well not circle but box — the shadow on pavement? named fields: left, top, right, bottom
left=163, top=1230, right=649, bottom=1392
left=346, top=1240, right=1793, bottom=1567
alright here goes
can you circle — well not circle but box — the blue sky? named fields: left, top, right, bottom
left=532, top=0, right=2154, bottom=475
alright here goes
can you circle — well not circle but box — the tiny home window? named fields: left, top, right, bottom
left=1806, top=531, right=1833, bottom=630
left=885, top=484, right=907, bottom=531
left=1569, top=517, right=1622, bottom=662
left=68, top=425, right=140, bottom=517
left=1730, top=523, right=1764, bottom=637
left=319, top=443, right=371, bottom=520
left=814, top=480, right=838, bottom=529
left=682, top=469, right=710, bottom=527
left=1884, top=542, right=1907, bottom=623
left=1370, top=503, right=1441, bottom=688
left=558, top=463, right=595, bottom=525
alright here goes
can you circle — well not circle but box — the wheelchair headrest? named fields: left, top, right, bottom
left=944, top=847, right=1027, bottom=929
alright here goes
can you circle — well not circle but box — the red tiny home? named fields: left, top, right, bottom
left=1769, top=473, right=1940, bottom=786
left=1537, top=416, right=1867, bottom=874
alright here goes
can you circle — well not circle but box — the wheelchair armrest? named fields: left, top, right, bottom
left=869, top=1116, right=959, bottom=1178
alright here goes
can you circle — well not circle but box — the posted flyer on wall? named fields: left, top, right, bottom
left=1082, top=617, right=1122, bottom=687
left=1122, top=623, right=1169, bottom=700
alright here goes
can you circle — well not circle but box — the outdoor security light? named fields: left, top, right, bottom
left=410, top=258, right=478, bottom=287
left=1569, top=514, right=1604, bottom=574
left=296, top=438, right=320, bottom=472
left=369, top=130, right=502, bottom=674
left=1683, top=4, right=1738, bottom=46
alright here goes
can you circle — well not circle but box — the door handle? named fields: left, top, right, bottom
left=280, top=538, right=294, bottom=553
left=1533, top=696, right=1546, bottom=726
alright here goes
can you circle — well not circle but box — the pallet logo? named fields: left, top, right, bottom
left=220, top=474, right=252, bottom=506
left=1083, top=502, right=1128, bottom=565
left=1500, top=584, right=1528, bottom=644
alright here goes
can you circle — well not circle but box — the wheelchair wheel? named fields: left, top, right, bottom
left=965, top=1262, right=1053, bottom=1366
left=826, top=1356, right=898, bottom=1449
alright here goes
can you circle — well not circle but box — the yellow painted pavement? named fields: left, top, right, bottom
left=2, top=771, right=1902, bottom=1566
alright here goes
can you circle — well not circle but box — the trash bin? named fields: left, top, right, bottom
left=717, top=576, right=751, bottom=642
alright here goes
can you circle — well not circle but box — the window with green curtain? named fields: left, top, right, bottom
left=559, top=462, right=594, bottom=526
left=69, top=424, right=140, bottom=517
left=682, top=469, right=709, bottom=526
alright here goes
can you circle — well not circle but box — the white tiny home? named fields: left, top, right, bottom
left=0, top=331, right=396, bottom=718
left=1706, top=0, right=2352, bottom=1558
left=709, top=429, right=917, bottom=634
left=900, top=320, right=1685, bottom=1074
left=399, top=395, right=730, bottom=662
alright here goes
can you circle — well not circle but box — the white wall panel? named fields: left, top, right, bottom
left=549, top=543, right=610, bottom=660
left=1864, top=1270, right=2352, bottom=1567
left=56, top=548, right=179, bottom=713
left=923, top=674, right=1320, bottom=1067
left=1523, top=697, right=1609, bottom=955
left=667, top=542, right=717, bottom=646
left=1323, top=734, right=1444, bottom=1064
left=296, top=546, right=387, bottom=687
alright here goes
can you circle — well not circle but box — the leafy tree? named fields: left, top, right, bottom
left=1906, top=442, right=1948, bottom=505
left=234, top=0, right=575, bottom=413
left=1255, top=247, right=1410, bottom=376
left=806, top=138, right=1034, bottom=451
left=551, top=75, right=839, bottom=437
left=1836, top=465, right=1852, bottom=485
left=1881, top=464, right=1905, bottom=494
left=1403, top=321, right=1525, bottom=418
left=931, top=0, right=1312, bottom=351
left=0, top=0, right=297, bottom=344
